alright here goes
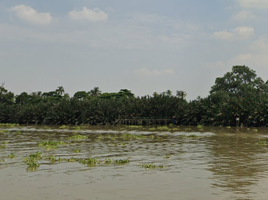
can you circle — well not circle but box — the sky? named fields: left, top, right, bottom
left=1, top=0, right=268, bottom=100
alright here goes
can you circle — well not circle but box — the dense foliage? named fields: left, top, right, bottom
left=1, top=66, right=268, bottom=127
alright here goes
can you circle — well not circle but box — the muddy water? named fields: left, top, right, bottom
left=1, top=125, right=268, bottom=200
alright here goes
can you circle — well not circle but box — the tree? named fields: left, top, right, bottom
left=56, top=86, right=65, bottom=96
left=89, top=87, right=101, bottom=97
left=210, top=65, right=267, bottom=95
left=74, top=91, right=88, bottom=100
left=176, top=90, right=187, bottom=100
left=0, top=85, right=14, bottom=105
left=209, top=65, right=268, bottom=126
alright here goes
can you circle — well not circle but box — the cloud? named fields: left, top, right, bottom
left=236, top=0, right=268, bottom=9
left=134, top=68, right=174, bottom=77
left=11, top=5, right=52, bottom=25
left=231, top=10, right=256, bottom=21
left=68, top=7, right=108, bottom=21
left=204, top=61, right=225, bottom=69
left=230, top=53, right=268, bottom=68
left=250, top=36, right=268, bottom=53
left=213, top=26, right=254, bottom=40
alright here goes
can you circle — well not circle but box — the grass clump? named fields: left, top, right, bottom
left=0, top=145, right=6, bottom=149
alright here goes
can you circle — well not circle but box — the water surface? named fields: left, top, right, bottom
left=1, top=125, right=268, bottom=200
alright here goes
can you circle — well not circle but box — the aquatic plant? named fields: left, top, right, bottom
left=118, top=143, right=128, bottom=146
left=8, top=153, right=15, bottom=159
left=257, top=140, right=267, bottom=145
left=141, top=163, right=156, bottom=169
left=120, top=134, right=148, bottom=140
left=115, top=159, right=130, bottom=164
left=27, top=152, right=42, bottom=160
left=79, top=158, right=99, bottom=166
left=26, top=161, right=40, bottom=171
left=103, top=158, right=112, bottom=164
left=181, top=134, right=199, bottom=138
left=165, top=155, right=171, bottom=159
left=197, top=125, right=203, bottom=128
left=141, top=163, right=163, bottom=169
left=46, top=155, right=57, bottom=163
left=66, top=157, right=77, bottom=162
left=59, top=125, right=68, bottom=129
left=38, top=140, right=65, bottom=149
left=156, top=126, right=170, bottom=131
left=73, top=149, right=81, bottom=153
left=126, top=125, right=143, bottom=128
left=68, top=134, right=87, bottom=140
left=24, top=152, right=43, bottom=170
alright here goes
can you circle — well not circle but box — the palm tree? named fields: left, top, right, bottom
left=89, top=87, right=101, bottom=97
left=56, top=86, right=65, bottom=96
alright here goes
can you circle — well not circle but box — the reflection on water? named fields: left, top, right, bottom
left=0, top=125, right=268, bottom=200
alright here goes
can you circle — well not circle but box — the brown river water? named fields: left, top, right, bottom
left=1, top=125, right=268, bottom=200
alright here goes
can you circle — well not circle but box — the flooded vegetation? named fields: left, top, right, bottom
left=1, top=124, right=268, bottom=199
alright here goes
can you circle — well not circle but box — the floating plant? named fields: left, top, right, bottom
left=73, top=149, right=81, bottom=153
left=141, top=163, right=164, bottom=169
left=68, top=135, right=87, bottom=140
left=8, top=153, right=15, bottom=159
left=38, top=140, right=65, bottom=149
left=115, top=159, right=130, bottom=164
left=79, top=158, right=99, bottom=166
left=257, top=140, right=267, bottom=145
left=103, top=158, right=112, bottom=164
left=141, top=163, right=156, bottom=169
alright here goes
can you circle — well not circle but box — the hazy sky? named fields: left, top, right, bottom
left=1, top=0, right=268, bottom=100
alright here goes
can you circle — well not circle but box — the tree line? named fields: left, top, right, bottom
left=1, top=65, right=268, bottom=127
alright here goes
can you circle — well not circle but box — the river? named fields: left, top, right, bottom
left=0, top=125, right=268, bottom=200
